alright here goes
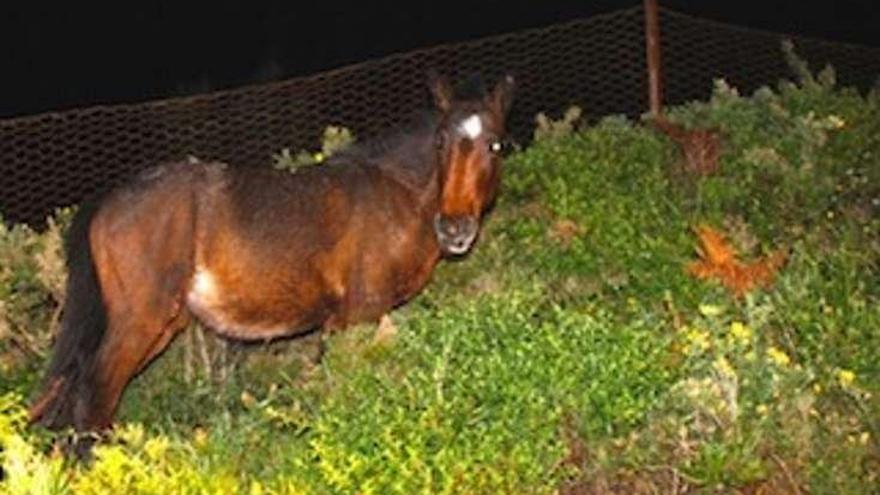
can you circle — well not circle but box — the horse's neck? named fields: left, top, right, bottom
left=376, top=140, right=441, bottom=215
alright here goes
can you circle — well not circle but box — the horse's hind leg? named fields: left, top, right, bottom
left=82, top=305, right=190, bottom=431
left=63, top=308, right=189, bottom=460
left=74, top=195, right=197, bottom=432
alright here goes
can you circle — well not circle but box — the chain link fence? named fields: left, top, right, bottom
left=2, top=6, right=879, bottom=226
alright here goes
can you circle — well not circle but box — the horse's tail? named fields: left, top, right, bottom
left=29, top=198, right=107, bottom=429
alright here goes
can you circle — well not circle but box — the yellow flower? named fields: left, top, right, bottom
left=827, top=115, right=846, bottom=129
left=143, top=436, right=170, bottom=461
left=756, top=404, right=769, bottom=416
left=683, top=326, right=711, bottom=354
left=713, top=356, right=735, bottom=377
left=837, top=369, right=856, bottom=387
left=767, top=346, right=791, bottom=367
left=193, top=427, right=209, bottom=448
left=699, top=304, right=724, bottom=317
left=729, top=321, right=753, bottom=344
left=116, top=423, right=145, bottom=446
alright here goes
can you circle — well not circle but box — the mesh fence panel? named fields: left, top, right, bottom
left=2, top=6, right=879, bottom=227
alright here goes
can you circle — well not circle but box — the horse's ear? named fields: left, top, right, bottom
left=489, top=74, right=516, bottom=117
left=428, top=70, right=454, bottom=113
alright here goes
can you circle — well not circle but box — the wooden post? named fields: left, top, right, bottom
left=644, top=0, right=663, bottom=117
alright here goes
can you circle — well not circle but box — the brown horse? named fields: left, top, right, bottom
left=29, top=74, right=515, bottom=436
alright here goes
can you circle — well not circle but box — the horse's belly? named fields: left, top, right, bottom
left=185, top=268, right=326, bottom=340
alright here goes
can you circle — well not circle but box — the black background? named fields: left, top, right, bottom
left=3, top=1, right=878, bottom=118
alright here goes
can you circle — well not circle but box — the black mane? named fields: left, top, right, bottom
left=328, top=74, right=489, bottom=168
left=451, top=73, right=489, bottom=101
left=330, top=110, right=436, bottom=165
left=327, top=110, right=439, bottom=191
left=325, top=75, right=492, bottom=192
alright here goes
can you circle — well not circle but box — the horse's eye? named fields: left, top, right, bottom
left=489, top=140, right=503, bottom=154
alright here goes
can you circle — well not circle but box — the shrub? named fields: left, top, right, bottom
left=2, top=46, right=878, bottom=493
left=0, top=208, right=72, bottom=379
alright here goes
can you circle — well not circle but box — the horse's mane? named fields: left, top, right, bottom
left=327, top=110, right=439, bottom=190
left=326, top=75, right=490, bottom=191
left=332, top=110, right=435, bottom=163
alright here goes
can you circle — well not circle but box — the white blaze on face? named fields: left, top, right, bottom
left=459, top=114, right=483, bottom=139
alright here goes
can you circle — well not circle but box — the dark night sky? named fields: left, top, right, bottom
left=2, top=1, right=878, bottom=118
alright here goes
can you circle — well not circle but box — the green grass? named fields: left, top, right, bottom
left=2, top=66, right=879, bottom=493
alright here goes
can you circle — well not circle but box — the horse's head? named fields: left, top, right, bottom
left=430, top=73, right=515, bottom=256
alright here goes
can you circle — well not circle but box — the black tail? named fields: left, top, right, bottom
left=30, top=199, right=107, bottom=430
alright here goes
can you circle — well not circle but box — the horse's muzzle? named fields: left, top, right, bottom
left=434, top=214, right=479, bottom=256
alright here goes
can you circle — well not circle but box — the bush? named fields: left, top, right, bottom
left=0, top=209, right=72, bottom=380
left=2, top=47, right=878, bottom=493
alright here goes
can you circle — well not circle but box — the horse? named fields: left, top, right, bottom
left=28, top=73, right=515, bottom=438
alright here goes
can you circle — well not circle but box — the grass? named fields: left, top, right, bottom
left=2, top=59, right=879, bottom=493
